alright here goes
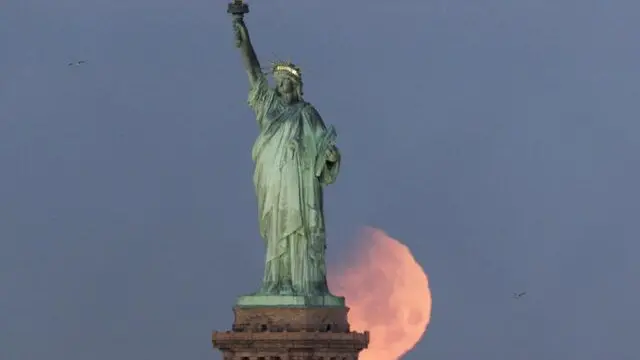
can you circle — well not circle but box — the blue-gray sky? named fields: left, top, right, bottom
left=2, top=0, right=639, bottom=359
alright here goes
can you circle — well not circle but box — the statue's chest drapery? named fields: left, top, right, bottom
left=252, top=102, right=318, bottom=169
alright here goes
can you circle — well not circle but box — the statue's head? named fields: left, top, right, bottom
left=271, top=61, right=303, bottom=104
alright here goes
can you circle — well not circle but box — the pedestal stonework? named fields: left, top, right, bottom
left=212, top=305, right=369, bottom=360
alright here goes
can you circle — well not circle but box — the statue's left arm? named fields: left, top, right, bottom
left=303, top=105, right=341, bottom=185
left=321, top=145, right=341, bottom=185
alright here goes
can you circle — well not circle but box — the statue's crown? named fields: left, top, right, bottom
left=271, top=61, right=302, bottom=79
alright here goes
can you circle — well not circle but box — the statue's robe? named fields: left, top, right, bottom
left=248, top=75, right=340, bottom=295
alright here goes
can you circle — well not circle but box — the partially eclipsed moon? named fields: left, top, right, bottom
left=328, top=227, right=432, bottom=360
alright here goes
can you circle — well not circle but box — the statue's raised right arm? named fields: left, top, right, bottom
left=232, top=16, right=262, bottom=87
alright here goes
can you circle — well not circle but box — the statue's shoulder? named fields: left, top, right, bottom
left=301, top=102, right=321, bottom=117
left=249, top=74, right=275, bottom=100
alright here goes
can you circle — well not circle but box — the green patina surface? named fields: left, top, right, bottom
left=228, top=3, right=343, bottom=302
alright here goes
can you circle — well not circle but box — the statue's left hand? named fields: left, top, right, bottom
left=325, top=146, right=339, bottom=162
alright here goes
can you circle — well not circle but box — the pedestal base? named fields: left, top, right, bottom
left=233, top=304, right=351, bottom=332
left=212, top=305, right=369, bottom=360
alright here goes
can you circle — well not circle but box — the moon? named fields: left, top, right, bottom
left=328, top=227, right=432, bottom=360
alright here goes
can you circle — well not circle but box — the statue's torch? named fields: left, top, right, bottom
left=227, top=0, right=249, bottom=17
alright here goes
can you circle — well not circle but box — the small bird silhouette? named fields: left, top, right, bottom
left=68, top=60, right=87, bottom=66
left=512, top=291, right=527, bottom=299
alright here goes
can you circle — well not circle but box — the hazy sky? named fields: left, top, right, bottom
left=2, top=0, right=639, bottom=359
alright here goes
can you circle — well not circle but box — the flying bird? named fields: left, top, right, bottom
left=512, top=291, right=526, bottom=299
left=68, top=60, right=88, bottom=66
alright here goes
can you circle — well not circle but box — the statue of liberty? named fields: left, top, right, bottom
left=228, top=1, right=342, bottom=300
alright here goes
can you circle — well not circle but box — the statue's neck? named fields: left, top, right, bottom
left=277, top=93, right=299, bottom=105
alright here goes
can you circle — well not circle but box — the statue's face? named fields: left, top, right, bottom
left=274, top=73, right=301, bottom=104
left=275, top=75, right=294, bottom=95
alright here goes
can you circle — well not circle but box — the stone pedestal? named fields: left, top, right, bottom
left=212, top=305, right=369, bottom=360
